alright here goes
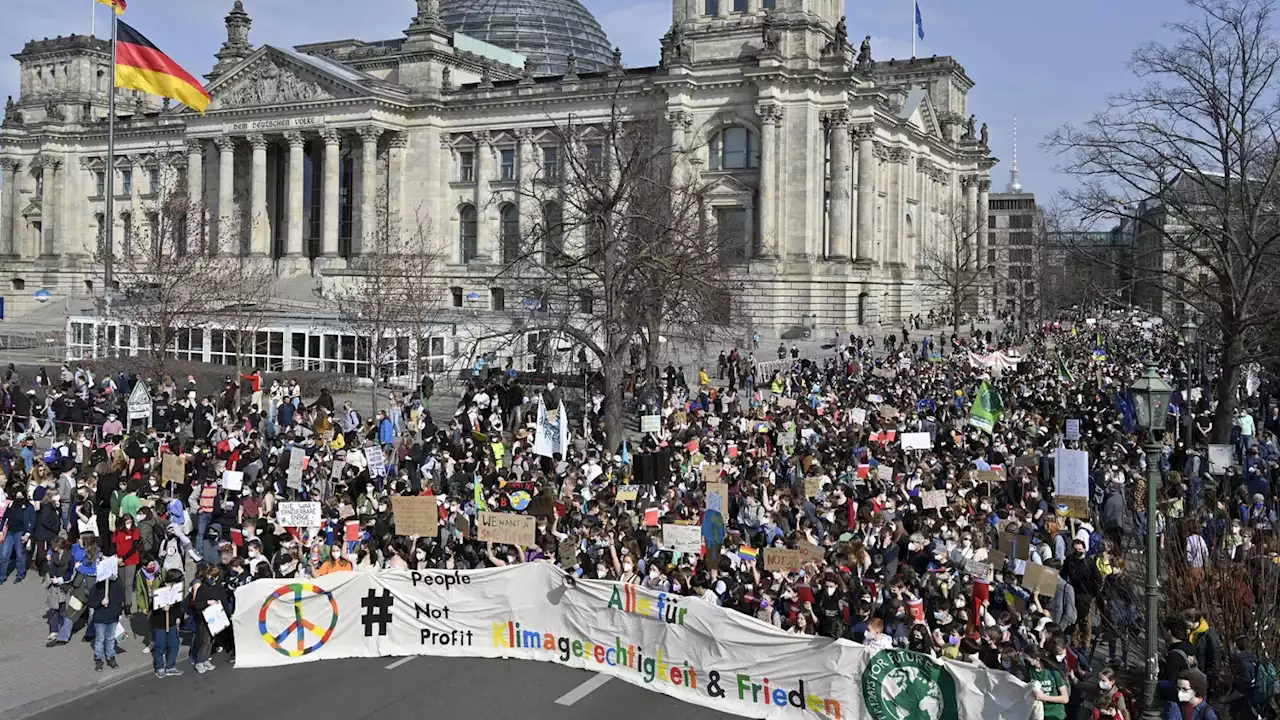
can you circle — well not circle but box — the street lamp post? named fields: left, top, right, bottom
left=1130, top=363, right=1173, bottom=720
left=1180, top=319, right=1198, bottom=446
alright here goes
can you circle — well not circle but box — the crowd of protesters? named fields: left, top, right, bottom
left=0, top=307, right=1277, bottom=720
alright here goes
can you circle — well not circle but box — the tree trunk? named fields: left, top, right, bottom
left=1209, top=334, right=1243, bottom=444
left=602, top=347, right=625, bottom=454
left=644, top=314, right=661, bottom=385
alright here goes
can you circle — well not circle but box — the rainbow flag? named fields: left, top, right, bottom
left=738, top=546, right=759, bottom=563
left=115, top=20, right=211, bottom=113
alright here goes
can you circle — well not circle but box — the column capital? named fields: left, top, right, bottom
left=284, top=131, right=306, bottom=149
left=822, top=108, right=849, bottom=127
left=472, top=129, right=492, bottom=146
left=439, top=132, right=455, bottom=150
left=665, top=110, right=693, bottom=129
left=185, top=138, right=204, bottom=155
left=961, top=174, right=978, bottom=188
left=886, top=147, right=910, bottom=165
left=358, top=125, right=384, bottom=144
left=319, top=127, right=342, bottom=145
left=247, top=133, right=268, bottom=150
left=214, top=136, right=237, bottom=153
left=755, top=103, right=783, bottom=126
left=977, top=177, right=992, bottom=192
left=387, top=132, right=408, bottom=149
left=851, top=123, right=876, bottom=142
left=514, top=127, right=536, bottom=142
left=0, top=158, right=20, bottom=173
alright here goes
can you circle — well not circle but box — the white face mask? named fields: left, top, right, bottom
left=1177, top=689, right=1194, bottom=703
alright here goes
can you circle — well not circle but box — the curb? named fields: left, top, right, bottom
left=0, top=649, right=191, bottom=720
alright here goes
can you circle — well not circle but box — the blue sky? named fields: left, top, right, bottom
left=1, top=0, right=1196, bottom=200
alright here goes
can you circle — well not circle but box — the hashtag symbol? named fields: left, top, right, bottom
left=360, top=589, right=394, bottom=637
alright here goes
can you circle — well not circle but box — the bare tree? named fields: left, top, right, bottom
left=919, top=200, right=988, bottom=334
left=322, top=198, right=445, bottom=413
left=207, top=258, right=277, bottom=376
left=102, top=192, right=248, bottom=376
left=1047, top=0, right=1280, bottom=441
left=482, top=97, right=740, bottom=451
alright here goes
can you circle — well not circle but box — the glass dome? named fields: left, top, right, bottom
left=439, top=0, right=615, bottom=76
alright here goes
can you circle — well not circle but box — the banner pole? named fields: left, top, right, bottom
left=103, top=13, right=118, bottom=336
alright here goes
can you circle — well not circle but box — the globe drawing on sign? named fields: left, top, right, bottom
left=258, top=582, right=340, bottom=657
left=862, top=649, right=959, bottom=720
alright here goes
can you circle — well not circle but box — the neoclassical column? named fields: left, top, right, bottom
left=516, top=127, right=538, bottom=256
left=853, top=124, right=876, bottom=262
left=438, top=133, right=460, bottom=264
left=248, top=134, right=269, bottom=256
left=473, top=129, right=491, bottom=261
left=284, top=131, right=305, bottom=262
left=356, top=125, right=383, bottom=255
left=889, top=148, right=909, bottom=265
left=824, top=109, right=851, bottom=260
left=977, top=177, right=990, bottom=271
left=666, top=110, right=692, bottom=190
left=0, top=159, right=18, bottom=257
left=214, top=136, right=236, bottom=255
left=186, top=139, right=204, bottom=249
left=38, top=157, right=60, bottom=256
left=320, top=128, right=341, bottom=259
left=756, top=103, right=781, bottom=258
left=963, top=175, right=979, bottom=270
left=387, top=132, right=407, bottom=242
left=129, top=157, right=142, bottom=254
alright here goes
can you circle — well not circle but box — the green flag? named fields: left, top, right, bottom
left=968, top=380, right=1004, bottom=434
left=1058, top=357, right=1074, bottom=383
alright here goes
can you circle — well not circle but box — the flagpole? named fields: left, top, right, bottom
left=104, top=12, right=116, bottom=323
left=911, top=1, right=916, bottom=58
left=91, top=1, right=96, bottom=37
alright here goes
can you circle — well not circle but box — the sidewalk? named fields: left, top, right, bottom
left=0, top=576, right=157, bottom=720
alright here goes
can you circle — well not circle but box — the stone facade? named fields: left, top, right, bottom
left=0, top=0, right=996, bottom=330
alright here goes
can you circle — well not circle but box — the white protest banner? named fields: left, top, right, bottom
left=232, top=565, right=1035, bottom=720
left=1208, top=444, right=1233, bottom=475
left=921, top=490, right=947, bottom=510
left=1065, top=419, right=1080, bottom=441
left=640, top=415, right=661, bottom=433
left=222, top=470, right=244, bottom=492
left=901, top=432, right=932, bottom=451
left=662, top=523, right=703, bottom=553
left=287, top=449, right=306, bottom=490
left=278, top=501, right=322, bottom=528
left=364, top=446, right=386, bottom=478
left=97, top=555, right=120, bottom=581
left=1053, top=449, right=1090, bottom=498
left=154, top=583, right=183, bottom=609
left=850, top=408, right=867, bottom=425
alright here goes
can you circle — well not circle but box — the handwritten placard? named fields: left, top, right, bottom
left=278, top=501, right=322, bottom=528
left=162, top=454, right=184, bottom=485
left=616, top=485, right=639, bottom=502
left=640, top=415, right=661, bottom=433
left=392, top=496, right=439, bottom=536
left=763, top=543, right=825, bottom=572
left=921, top=490, right=947, bottom=510
left=476, top=512, right=536, bottom=546
left=662, top=523, right=703, bottom=553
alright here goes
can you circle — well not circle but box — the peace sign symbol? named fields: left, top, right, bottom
left=258, top=583, right=340, bottom=657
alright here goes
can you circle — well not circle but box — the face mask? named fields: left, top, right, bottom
left=825, top=586, right=836, bottom=596
left=415, top=551, right=426, bottom=560
left=1056, top=653, right=1066, bottom=662
left=623, top=563, right=634, bottom=572
left=1177, top=689, right=1194, bottom=703
left=1099, top=681, right=1113, bottom=691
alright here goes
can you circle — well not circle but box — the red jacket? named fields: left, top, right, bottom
left=113, top=527, right=142, bottom=566
left=241, top=372, right=262, bottom=393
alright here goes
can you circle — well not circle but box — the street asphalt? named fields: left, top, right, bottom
left=24, top=653, right=742, bottom=720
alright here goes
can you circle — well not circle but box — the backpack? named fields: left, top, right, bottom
left=1173, top=647, right=1199, bottom=671
left=1254, top=660, right=1277, bottom=705
left=1088, top=529, right=1105, bottom=556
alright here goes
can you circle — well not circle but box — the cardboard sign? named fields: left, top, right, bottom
left=763, top=543, right=824, bottom=571
left=1054, top=449, right=1090, bottom=497
left=1055, top=495, right=1090, bottom=519
left=872, top=368, right=897, bottom=379
left=154, top=583, right=183, bottom=609
left=921, top=490, right=947, bottom=510
left=705, top=481, right=729, bottom=515
left=701, top=464, right=722, bottom=486
left=963, top=559, right=993, bottom=581
left=1014, top=454, right=1039, bottom=469
left=161, top=454, right=184, bottom=485
left=662, top=523, right=703, bottom=553
left=1208, top=444, right=1233, bottom=475
left=901, top=432, right=932, bottom=450
left=392, top=496, right=439, bottom=536
left=878, top=405, right=899, bottom=420
left=777, top=431, right=797, bottom=447
left=221, top=470, right=244, bottom=492
left=286, top=449, right=306, bottom=490
left=851, top=408, right=867, bottom=425
left=278, top=501, right=322, bottom=528
left=1021, top=563, right=1060, bottom=598
left=998, top=532, right=1031, bottom=560
left=803, top=476, right=822, bottom=497
left=977, top=470, right=1003, bottom=485
left=364, top=446, right=386, bottom=478
left=476, top=512, right=537, bottom=546
left=1065, top=419, right=1081, bottom=441
left=640, top=415, right=661, bottom=433
left=616, top=485, right=639, bottom=502
left=330, top=460, right=346, bottom=481
left=985, top=550, right=1007, bottom=573
left=557, top=538, right=579, bottom=567
left=776, top=397, right=797, bottom=410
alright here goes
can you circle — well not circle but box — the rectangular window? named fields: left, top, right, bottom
left=149, top=168, right=160, bottom=194
left=459, top=151, right=475, bottom=182
left=95, top=171, right=105, bottom=196
left=491, top=287, right=505, bottom=311
left=586, top=144, right=604, bottom=176
left=500, top=149, right=516, bottom=181
left=542, top=146, right=560, bottom=180
left=733, top=0, right=747, bottom=10
left=577, top=291, right=594, bottom=314
left=717, top=207, right=749, bottom=261
left=704, top=0, right=718, bottom=15
left=451, top=286, right=463, bottom=308
left=121, top=168, right=132, bottom=195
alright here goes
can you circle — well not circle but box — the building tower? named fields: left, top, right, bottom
left=1006, top=115, right=1022, bottom=193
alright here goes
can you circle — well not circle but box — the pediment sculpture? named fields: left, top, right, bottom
left=218, top=60, right=335, bottom=108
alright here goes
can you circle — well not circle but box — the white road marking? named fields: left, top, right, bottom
left=384, top=656, right=416, bottom=670
left=554, top=673, right=613, bottom=706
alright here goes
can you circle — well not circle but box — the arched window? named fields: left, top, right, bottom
left=499, top=203, right=520, bottom=263
left=708, top=126, right=759, bottom=170
left=543, top=201, right=564, bottom=263
left=459, top=204, right=478, bottom=262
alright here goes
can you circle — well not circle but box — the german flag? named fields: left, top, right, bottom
left=115, top=20, right=211, bottom=114
left=96, top=0, right=126, bottom=15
